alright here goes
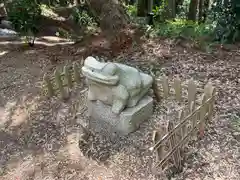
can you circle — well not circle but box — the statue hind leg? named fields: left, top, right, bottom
left=112, top=84, right=129, bottom=114
left=127, top=73, right=153, bottom=107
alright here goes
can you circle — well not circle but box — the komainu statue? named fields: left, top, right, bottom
left=82, top=56, right=153, bottom=114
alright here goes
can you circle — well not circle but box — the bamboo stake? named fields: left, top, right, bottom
left=173, top=76, right=182, bottom=101
left=64, top=65, right=73, bottom=88
left=168, top=121, right=182, bottom=171
left=162, top=76, right=169, bottom=98
left=188, top=79, right=197, bottom=111
left=43, top=73, right=54, bottom=97
left=73, top=62, right=81, bottom=84
left=55, top=68, right=65, bottom=99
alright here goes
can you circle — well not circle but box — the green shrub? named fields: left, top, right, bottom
left=7, top=0, right=42, bottom=46
left=126, top=5, right=137, bottom=17
left=210, top=0, right=240, bottom=43
left=71, top=7, right=95, bottom=26
left=153, top=19, right=213, bottom=40
left=152, top=2, right=168, bottom=22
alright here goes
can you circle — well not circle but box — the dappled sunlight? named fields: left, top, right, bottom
left=40, top=4, right=66, bottom=21
left=9, top=106, right=28, bottom=128
left=0, top=106, right=8, bottom=127
left=0, top=39, right=74, bottom=47
left=65, top=132, right=83, bottom=161
left=38, top=36, right=73, bottom=43
left=142, top=39, right=173, bottom=61
left=3, top=155, right=36, bottom=180
left=0, top=50, right=9, bottom=57
left=0, top=95, right=39, bottom=129
left=0, top=100, right=17, bottom=128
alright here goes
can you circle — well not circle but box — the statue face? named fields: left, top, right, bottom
left=82, top=56, right=119, bottom=85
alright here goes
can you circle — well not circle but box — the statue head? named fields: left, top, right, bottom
left=82, top=56, right=119, bottom=85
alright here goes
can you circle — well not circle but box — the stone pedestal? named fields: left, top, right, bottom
left=87, top=96, right=153, bottom=139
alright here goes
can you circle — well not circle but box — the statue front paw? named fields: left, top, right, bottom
left=127, top=97, right=140, bottom=107
left=88, top=90, right=96, bottom=101
left=112, top=100, right=126, bottom=114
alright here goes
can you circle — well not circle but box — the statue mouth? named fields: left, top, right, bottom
left=82, top=66, right=119, bottom=85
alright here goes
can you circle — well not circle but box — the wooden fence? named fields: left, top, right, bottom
left=150, top=76, right=216, bottom=174
left=43, top=61, right=83, bottom=99
left=41, top=57, right=106, bottom=99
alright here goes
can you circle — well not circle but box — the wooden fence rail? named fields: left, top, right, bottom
left=150, top=75, right=216, bottom=174
left=43, top=62, right=82, bottom=99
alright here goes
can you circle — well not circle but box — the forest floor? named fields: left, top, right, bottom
left=0, top=31, right=239, bottom=180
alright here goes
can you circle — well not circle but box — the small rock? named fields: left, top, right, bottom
left=232, top=132, right=240, bottom=141
left=0, top=28, right=17, bottom=36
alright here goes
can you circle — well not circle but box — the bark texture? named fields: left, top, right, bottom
left=87, top=0, right=130, bottom=34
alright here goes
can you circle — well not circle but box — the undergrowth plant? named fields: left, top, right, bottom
left=71, top=7, right=95, bottom=26
left=7, top=0, right=42, bottom=46
left=152, top=1, right=168, bottom=22
left=210, top=0, right=240, bottom=43
left=151, top=19, right=214, bottom=40
left=126, top=4, right=137, bottom=17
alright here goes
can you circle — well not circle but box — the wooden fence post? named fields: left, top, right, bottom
left=179, top=110, right=186, bottom=148
left=43, top=73, right=54, bottom=97
left=73, top=62, right=81, bottom=84
left=208, top=88, right=216, bottom=122
left=204, top=83, right=215, bottom=123
left=199, top=94, right=207, bottom=137
left=167, top=121, right=182, bottom=171
left=152, top=128, right=167, bottom=174
left=173, top=76, right=182, bottom=101
left=187, top=79, right=197, bottom=111
left=54, top=68, right=66, bottom=100
left=152, top=77, right=162, bottom=102
left=64, top=65, right=73, bottom=88
left=152, top=130, right=164, bottom=163
left=162, top=76, right=169, bottom=98
left=191, top=108, right=198, bottom=140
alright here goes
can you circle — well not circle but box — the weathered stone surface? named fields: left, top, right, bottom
left=87, top=96, right=153, bottom=138
left=82, top=56, right=153, bottom=114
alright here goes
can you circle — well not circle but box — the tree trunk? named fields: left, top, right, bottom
left=202, top=0, right=209, bottom=23
left=198, top=0, right=203, bottom=23
left=137, top=0, right=148, bottom=16
left=129, top=0, right=136, bottom=5
left=223, top=0, right=229, bottom=6
left=147, top=0, right=153, bottom=13
left=188, top=0, right=198, bottom=21
left=167, top=0, right=176, bottom=19
left=86, top=0, right=130, bottom=33
left=176, top=0, right=184, bottom=14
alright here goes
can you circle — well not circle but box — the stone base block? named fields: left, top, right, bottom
left=87, top=96, right=153, bottom=139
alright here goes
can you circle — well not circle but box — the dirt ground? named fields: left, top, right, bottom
left=0, top=34, right=239, bottom=180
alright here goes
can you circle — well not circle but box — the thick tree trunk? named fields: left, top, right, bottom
left=137, top=0, right=148, bottom=17
left=198, top=0, right=203, bottom=23
left=202, top=0, right=209, bottom=23
left=167, top=0, right=176, bottom=19
left=188, top=0, right=198, bottom=21
left=176, top=0, right=184, bottom=14
left=86, top=0, right=130, bottom=34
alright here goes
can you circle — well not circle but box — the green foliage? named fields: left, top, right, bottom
left=7, top=0, right=42, bottom=45
left=70, top=7, right=95, bottom=26
left=133, top=0, right=240, bottom=44
left=176, top=0, right=191, bottom=19
left=153, top=19, right=214, bottom=40
left=210, top=0, right=240, bottom=43
left=231, top=113, right=240, bottom=132
left=152, top=2, right=168, bottom=22
left=36, top=0, right=74, bottom=7
left=126, top=5, right=137, bottom=17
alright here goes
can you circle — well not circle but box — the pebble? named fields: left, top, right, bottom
left=0, top=28, right=17, bottom=36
